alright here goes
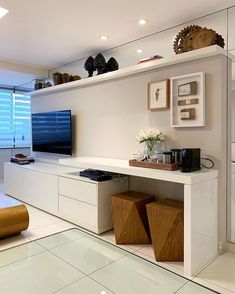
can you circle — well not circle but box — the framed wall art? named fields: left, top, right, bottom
left=170, top=72, right=205, bottom=127
left=148, top=79, right=170, bottom=110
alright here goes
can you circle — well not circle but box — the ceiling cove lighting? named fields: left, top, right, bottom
left=138, top=19, right=147, bottom=25
left=0, top=7, right=9, bottom=18
left=99, top=36, right=109, bottom=40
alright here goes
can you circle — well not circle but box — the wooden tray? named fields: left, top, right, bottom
left=129, top=159, right=179, bottom=171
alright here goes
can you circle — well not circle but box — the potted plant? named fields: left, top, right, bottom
left=52, top=72, right=62, bottom=85
left=62, top=73, right=70, bottom=83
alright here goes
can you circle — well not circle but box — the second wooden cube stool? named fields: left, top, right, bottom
left=146, top=199, right=184, bottom=261
left=110, top=191, right=154, bottom=244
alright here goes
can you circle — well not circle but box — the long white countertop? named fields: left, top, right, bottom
left=59, top=156, right=218, bottom=185
left=5, top=161, right=80, bottom=176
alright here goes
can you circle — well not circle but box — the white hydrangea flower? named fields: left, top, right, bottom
left=136, top=128, right=166, bottom=143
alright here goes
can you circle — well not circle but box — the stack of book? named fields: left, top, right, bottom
left=138, top=55, right=163, bottom=64
left=10, top=156, right=35, bottom=164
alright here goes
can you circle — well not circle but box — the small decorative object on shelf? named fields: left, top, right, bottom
left=106, top=57, right=119, bottom=72
left=138, top=55, right=163, bottom=64
left=94, top=53, right=107, bottom=75
left=62, top=73, right=70, bottom=83
left=84, top=56, right=96, bottom=77
left=34, top=80, right=44, bottom=90
left=173, top=25, right=225, bottom=54
left=34, top=80, right=52, bottom=90
left=148, top=79, right=170, bottom=110
left=52, top=72, right=63, bottom=85
left=45, top=81, right=52, bottom=88
left=136, top=128, right=165, bottom=161
left=70, top=75, right=81, bottom=81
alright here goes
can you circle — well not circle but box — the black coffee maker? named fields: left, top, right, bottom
left=181, top=148, right=201, bottom=173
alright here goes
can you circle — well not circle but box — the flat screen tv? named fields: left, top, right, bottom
left=32, top=110, right=72, bottom=155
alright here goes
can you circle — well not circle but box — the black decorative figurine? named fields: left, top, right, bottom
left=106, top=57, right=119, bottom=72
left=84, top=56, right=96, bottom=77
left=94, top=54, right=107, bottom=75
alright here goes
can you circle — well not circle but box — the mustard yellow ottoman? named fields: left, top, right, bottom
left=0, top=197, right=29, bottom=239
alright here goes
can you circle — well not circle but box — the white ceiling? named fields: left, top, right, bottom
left=0, top=0, right=234, bottom=69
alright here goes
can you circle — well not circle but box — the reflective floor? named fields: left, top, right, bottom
left=0, top=228, right=217, bottom=294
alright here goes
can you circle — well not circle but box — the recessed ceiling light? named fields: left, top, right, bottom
left=99, top=36, right=109, bottom=40
left=137, top=49, right=143, bottom=54
left=138, top=19, right=147, bottom=25
left=0, top=7, right=9, bottom=18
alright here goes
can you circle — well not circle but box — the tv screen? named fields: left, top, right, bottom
left=32, top=110, right=72, bottom=155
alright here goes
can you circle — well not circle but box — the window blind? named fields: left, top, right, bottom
left=0, top=88, right=31, bottom=148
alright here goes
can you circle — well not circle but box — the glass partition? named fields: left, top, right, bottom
left=49, top=10, right=228, bottom=79
left=228, top=6, right=235, bottom=243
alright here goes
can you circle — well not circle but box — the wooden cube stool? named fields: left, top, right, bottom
left=0, top=197, right=29, bottom=239
left=146, top=199, right=184, bottom=261
left=110, top=191, right=154, bottom=244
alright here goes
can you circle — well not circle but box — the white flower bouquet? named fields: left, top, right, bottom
left=136, top=128, right=165, bottom=160
left=136, top=128, right=165, bottom=144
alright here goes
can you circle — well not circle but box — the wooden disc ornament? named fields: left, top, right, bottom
left=173, top=25, right=225, bottom=54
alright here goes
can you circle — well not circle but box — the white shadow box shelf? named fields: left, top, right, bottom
left=171, top=72, right=205, bottom=128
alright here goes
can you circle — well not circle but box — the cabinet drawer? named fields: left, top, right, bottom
left=59, top=177, right=98, bottom=205
left=59, top=195, right=98, bottom=228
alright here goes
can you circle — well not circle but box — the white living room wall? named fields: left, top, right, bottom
left=31, top=54, right=230, bottom=247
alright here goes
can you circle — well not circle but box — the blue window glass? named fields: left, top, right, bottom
left=0, top=89, right=31, bottom=148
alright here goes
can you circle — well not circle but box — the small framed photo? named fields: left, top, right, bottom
left=148, top=79, right=170, bottom=110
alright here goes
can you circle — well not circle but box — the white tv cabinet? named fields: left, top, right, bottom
left=4, top=162, right=128, bottom=234
left=59, top=156, right=218, bottom=277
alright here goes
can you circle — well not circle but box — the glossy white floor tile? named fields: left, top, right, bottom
left=0, top=251, right=84, bottom=294
left=196, top=253, right=235, bottom=293
left=0, top=242, right=45, bottom=268
left=134, top=250, right=185, bottom=277
left=193, top=277, right=234, bottom=294
left=28, top=210, right=63, bottom=229
left=0, top=229, right=217, bottom=294
left=23, top=220, right=77, bottom=240
left=36, top=229, right=86, bottom=249
left=55, top=276, right=113, bottom=294
left=0, top=233, right=30, bottom=251
left=51, top=235, right=127, bottom=274
left=90, top=253, right=187, bottom=294
left=175, top=281, right=220, bottom=294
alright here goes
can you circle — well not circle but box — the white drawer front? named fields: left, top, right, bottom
left=4, top=163, right=58, bottom=214
left=59, top=177, right=97, bottom=205
left=59, top=195, right=98, bottom=228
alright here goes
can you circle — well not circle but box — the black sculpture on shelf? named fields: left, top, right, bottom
left=94, top=53, right=107, bottom=75
left=84, top=56, right=96, bottom=77
left=106, top=57, right=119, bottom=72
left=84, top=54, right=119, bottom=77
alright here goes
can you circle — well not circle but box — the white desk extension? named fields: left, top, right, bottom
left=59, top=156, right=218, bottom=277
left=59, top=156, right=218, bottom=185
